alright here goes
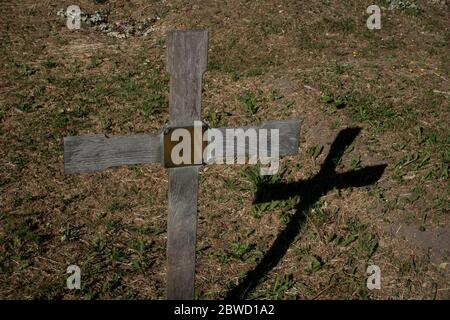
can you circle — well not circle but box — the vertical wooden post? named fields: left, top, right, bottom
left=165, top=30, right=208, bottom=299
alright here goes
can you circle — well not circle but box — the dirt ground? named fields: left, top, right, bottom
left=0, top=0, right=448, bottom=299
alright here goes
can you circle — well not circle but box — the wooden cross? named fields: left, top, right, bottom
left=63, top=30, right=301, bottom=299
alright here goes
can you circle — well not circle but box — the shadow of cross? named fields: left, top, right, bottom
left=225, top=127, right=387, bottom=300
left=63, top=30, right=301, bottom=299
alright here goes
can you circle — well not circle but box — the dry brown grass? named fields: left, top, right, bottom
left=0, top=0, right=448, bottom=299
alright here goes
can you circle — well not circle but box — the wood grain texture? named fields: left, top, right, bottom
left=166, top=30, right=208, bottom=126
left=206, top=119, right=301, bottom=164
left=64, top=134, right=161, bottom=174
left=260, top=119, right=300, bottom=156
left=166, top=29, right=208, bottom=300
left=167, top=166, right=199, bottom=299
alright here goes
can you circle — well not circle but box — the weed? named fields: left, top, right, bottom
left=350, top=155, right=362, bottom=170
left=229, top=241, right=255, bottom=262
left=272, top=274, right=294, bottom=299
left=107, top=200, right=125, bottom=212
left=305, top=255, right=324, bottom=273
left=42, top=57, right=58, bottom=69
left=308, top=144, right=323, bottom=159
left=239, top=90, right=258, bottom=116
left=358, top=234, right=378, bottom=257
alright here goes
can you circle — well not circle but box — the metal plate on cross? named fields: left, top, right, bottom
left=161, top=123, right=207, bottom=168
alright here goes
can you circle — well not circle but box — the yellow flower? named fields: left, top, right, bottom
left=352, top=51, right=359, bottom=57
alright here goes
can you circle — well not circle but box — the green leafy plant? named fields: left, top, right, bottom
left=239, top=90, right=258, bottom=116
left=305, top=255, right=324, bottom=273
left=308, top=144, right=324, bottom=159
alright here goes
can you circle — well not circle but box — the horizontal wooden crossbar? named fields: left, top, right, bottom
left=64, top=133, right=161, bottom=174
left=64, top=120, right=301, bottom=174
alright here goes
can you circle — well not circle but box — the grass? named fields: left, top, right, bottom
left=0, top=0, right=449, bottom=300
left=239, top=90, right=258, bottom=116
